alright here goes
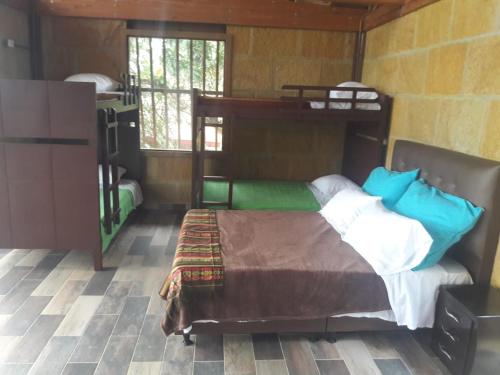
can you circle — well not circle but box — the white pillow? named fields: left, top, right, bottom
left=330, top=81, right=378, bottom=100
left=343, top=200, right=433, bottom=276
left=98, top=165, right=126, bottom=185
left=311, top=174, right=361, bottom=201
left=320, top=189, right=380, bottom=236
left=65, top=73, right=120, bottom=93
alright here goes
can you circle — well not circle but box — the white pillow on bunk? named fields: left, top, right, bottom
left=343, top=200, right=433, bottom=275
left=65, top=73, right=120, bottom=93
left=330, top=81, right=378, bottom=100
left=320, top=189, right=380, bottom=236
left=311, top=174, right=361, bottom=201
left=98, top=165, right=127, bottom=185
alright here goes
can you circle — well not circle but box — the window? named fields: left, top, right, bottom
left=128, top=34, right=227, bottom=151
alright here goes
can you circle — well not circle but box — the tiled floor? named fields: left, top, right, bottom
left=0, top=210, right=450, bottom=375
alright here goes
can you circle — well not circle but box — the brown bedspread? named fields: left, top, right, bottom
left=162, top=210, right=390, bottom=334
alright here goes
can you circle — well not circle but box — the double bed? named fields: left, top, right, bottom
left=160, top=140, right=500, bottom=340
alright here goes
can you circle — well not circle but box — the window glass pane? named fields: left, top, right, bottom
left=192, top=40, right=204, bottom=91
left=151, top=38, right=164, bottom=88
left=205, top=41, right=218, bottom=93
left=129, top=36, right=225, bottom=151
left=138, top=38, right=151, bottom=88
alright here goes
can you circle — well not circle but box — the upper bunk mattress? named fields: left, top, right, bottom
left=203, top=180, right=321, bottom=211
left=161, top=210, right=390, bottom=334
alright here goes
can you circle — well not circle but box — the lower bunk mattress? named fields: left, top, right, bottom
left=100, top=179, right=143, bottom=251
left=160, top=210, right=472, bottom=335
left=203, top=179, right=321, bottom=211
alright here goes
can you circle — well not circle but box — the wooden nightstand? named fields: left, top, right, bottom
left=432, top=285, right=500, bottom=375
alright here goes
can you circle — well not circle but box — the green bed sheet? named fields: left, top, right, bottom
left=100, top=187, right=135, bottom=252
left=203, top=180, right=321, bottom=211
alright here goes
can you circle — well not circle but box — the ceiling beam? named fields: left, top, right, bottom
left=362, top=0, right=440, bottom=30
left=37, top=0, right=366, bottom=32
left=331, top=0, right=404, bottom=5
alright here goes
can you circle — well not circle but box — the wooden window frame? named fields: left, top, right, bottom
left=127, top=29, right=232, bottom=154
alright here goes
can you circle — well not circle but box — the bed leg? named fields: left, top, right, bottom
left=94, top=250, right=103, bottom=271
left=325, top=332, right=337, bottom=343
left=183, top=333, right=193, bottom=346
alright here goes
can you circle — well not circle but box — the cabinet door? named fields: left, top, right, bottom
left=5, top=144, right=56, bottom=249
left=0, top=145, right=12, bottom=246
left=52, top=145, right=100, bottom=252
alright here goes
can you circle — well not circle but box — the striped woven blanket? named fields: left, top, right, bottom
left=159, top=209, right=224, bottom=315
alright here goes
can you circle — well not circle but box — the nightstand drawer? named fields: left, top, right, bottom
left=437, top=293, right=473, bottom=331
left=433, top=339, right=467, bottom=375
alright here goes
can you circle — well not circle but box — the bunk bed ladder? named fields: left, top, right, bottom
left=98, top=108, right=121, bottom=235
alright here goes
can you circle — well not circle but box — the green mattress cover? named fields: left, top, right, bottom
left=100, top=187, right=135, bottom=252
left=203, top=180, right=320, bottom=211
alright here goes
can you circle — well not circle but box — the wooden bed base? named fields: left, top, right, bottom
left=191, top=85, right=393, bottom=209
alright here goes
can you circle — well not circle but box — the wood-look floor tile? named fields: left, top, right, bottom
left=165, top=226, right=179, bottom=255
left=82, top=267, right=117, bottom=295
left=128, top=236, right=153, bottom=255
left=31, top=268, right=73, bottom=296
left=41, top=280, right=87, bottom=315
left=195, top=334, right=224, bottom=361
left=411, top=329, right=437, bottom=358
left=361, top=332, right=400, bottom=359
left=255, top=360, right=288, bottom=375
left=252, top=333, right=284, bottom=360
left=15, top=250, right=51, bottom=267
left=375, top=359, right=411, bottom=375
left=0, top=296, right=51, bottom=336
left=316, top=360, right=350, bottom=375
left=94, top=335, right=138, bottom=375
left=56, top=250, right=93, bottom=270
left=224, top=334, right=256, bottom=375
left=25, top=254, right=65, bottom=280
left=143, top=246, right=171, bottom=267
left=53, top=295, right=103, bottom=336
left=6, top=315, right=64, bottom=363
left=150, top=215, right=174, bottom=247
left=112, top=296, right=150, bottom=336
left=133, top=315, right=167, bottom=362
left=280, top=335, right=319, bottom=375
left=309, top=338, right=341, bottom=360
left=388, top=332, right=444, bottom=374
left=0, top=336, right=22, bottom=363
left=29, top=336, right=78, bottom=375
left=113, top=256, right=144, bottom=282
left=0, top=364, right=32, bottom=375
left=161, top=334, right=194, bottom=375
left=70, top=314, right=118, bottom=363
left=68, top=268, right=94, bottom=281
left=0, top=266, right=32, bottom=294
left=129, top=267, right=164, bottom=297
left=96, top=280, right=132, bottom=314
left=335, top=334, right=381, bottom=375
left=0, top=279, right=42, bottom=314
left=0, top=250, right=30, bottom=279
left=147, top=293, right=166, bottom=315
left=128, top=361, right=162, bottom=375
left=193, top=361, right=224, bottom=375
left=62, top=363, right=98, bottom=375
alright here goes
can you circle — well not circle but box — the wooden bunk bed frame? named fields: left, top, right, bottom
left=0, top=76, right=141, bottom=271
left=191, top=85, right=393, bottom=209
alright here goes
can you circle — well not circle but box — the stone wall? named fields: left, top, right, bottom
left=0, top=4, right=31, bottom=79
left=362, top=0, right=500, bottom=286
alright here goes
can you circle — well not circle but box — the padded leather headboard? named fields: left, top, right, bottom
left=392, top=140, right=500, bottom=286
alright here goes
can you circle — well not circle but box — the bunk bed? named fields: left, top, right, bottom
left=191, top=84, right=393, bottom=210
left=0, top=76, right=141, bottom=270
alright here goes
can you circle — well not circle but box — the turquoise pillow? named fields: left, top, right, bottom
left=394, top=180, right=484, bottom=271
left=362, top=167, right=419, bottom=208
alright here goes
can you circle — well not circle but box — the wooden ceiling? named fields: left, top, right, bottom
left=35, top=0, right=440, bottom=32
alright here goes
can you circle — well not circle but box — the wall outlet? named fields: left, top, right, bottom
left=6, top=39, right=15, bottom=48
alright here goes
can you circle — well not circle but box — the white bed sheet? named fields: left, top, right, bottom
left=119, top=179, right=143, bottom=208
